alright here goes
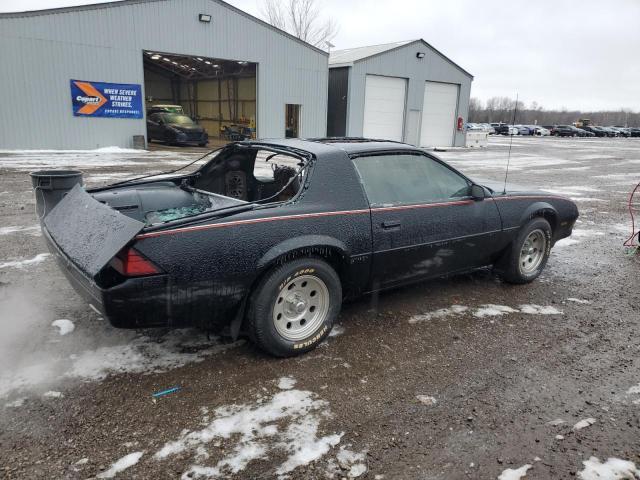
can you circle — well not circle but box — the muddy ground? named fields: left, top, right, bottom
left=1, top=137, right=639, bottom=479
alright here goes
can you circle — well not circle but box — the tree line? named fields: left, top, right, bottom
left=469, top=97, right=640, bottom=127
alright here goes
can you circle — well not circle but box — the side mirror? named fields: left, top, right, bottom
left=470, top=184, right=485, bottom=200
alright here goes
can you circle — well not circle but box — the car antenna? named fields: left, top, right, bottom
left=503, top=93, right=518, bottom=194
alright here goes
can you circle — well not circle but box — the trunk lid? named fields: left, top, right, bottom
left=44, top=184, right=144, bottom=277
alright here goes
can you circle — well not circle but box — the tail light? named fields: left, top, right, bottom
left=110, top=247, right=161, bottom=277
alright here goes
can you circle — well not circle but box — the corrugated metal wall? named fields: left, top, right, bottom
left=0, top=0, right=328, bottom=149
left=340, top=41, right=472, bottom=147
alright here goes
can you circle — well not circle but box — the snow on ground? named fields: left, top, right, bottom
left=416, top=395, right=437, bottom=406
left=152, top=387, right=364, bottom=478
left=498, top=464, right=532, bottom=480
left=96, top=451, right=144, bottom=479
left=566, top=298, right=591, bottom=304
left=278, top=376, right=297, bottom=390
left=626, top=384, right=640, bottom=395
left=51, top=319, right=75, bottom=336
left=577, top=456, right=640, bottom=480
left=409, top=304, right=562, bottom=324
left=0, top=225, right=41, bottom=236
left=43, top=391, right=63, bottom=398
left=0, top=253, right=49, bottom=269
left=328, top=324, right=345, bottom=337
left=554, top=238, right=580, bottom=248
left=573, top=418, right=596, bottom=431
left=0, top=329, right=240, bottom=399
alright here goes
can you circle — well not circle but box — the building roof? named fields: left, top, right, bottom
left=0, top=0, right=327, bottom=56
left=329, top=38, right=473, bottom=78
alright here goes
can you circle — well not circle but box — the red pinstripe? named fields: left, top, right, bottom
left=135, top=195, right=570, bottom=240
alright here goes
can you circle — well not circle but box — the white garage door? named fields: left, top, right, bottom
left=363, top=75, right=407, bottom=141
left=420, top=82, right=459, bottom=147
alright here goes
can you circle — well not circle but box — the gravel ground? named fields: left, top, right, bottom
left=1, top=137, right=639, bottom=479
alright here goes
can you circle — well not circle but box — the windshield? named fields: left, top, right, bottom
left=163, top=114, right=195, bottom=125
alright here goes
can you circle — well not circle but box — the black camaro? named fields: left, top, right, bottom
left=40, top=139, right=578, bottom=357
left=146, top=112, right=208, bottom=146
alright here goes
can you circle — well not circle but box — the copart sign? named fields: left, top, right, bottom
left=70, top=80, right=143, bottom=118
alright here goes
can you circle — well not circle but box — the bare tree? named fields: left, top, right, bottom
left=261, top=0, right=338, bottom=49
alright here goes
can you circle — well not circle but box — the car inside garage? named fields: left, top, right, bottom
left=143, top=50, right=257, bottom=147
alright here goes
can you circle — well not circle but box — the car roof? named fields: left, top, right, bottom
left=248, top=138, right=425, bottom=156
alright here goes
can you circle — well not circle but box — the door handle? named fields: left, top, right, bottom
left=381, top=221, right=401, bottom=230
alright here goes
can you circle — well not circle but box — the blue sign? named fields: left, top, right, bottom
left=70, top=79, right=143, bottom=118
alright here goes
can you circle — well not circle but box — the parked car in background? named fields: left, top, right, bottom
left=491, top=123, right=510, bottom=135
left=600, top=127, right=619, bottom=137
left=580, top=126, right=607, bottom=137
left=508, top=126, right=520, bottom=135
left=465, top=123, right=484, bottom=131
left=513, top=125, right=531, bottom=135
left=552, top=125, right=577, bottom=137
left=39, top=138, right=579, bottom=356
left=531, top=126, right=550, bottom=136
left=568, top=126, right=589, bottom=137
left=610, top=127, right=631, bottom=137
left=629, top=128, right=640, bottom=137
left=577, top=128, right=596, bottom=137
left=479, top=123, right=496, bottom=134
left=147, top=112, right=208, bottom=146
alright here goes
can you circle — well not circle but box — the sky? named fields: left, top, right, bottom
left=2, top=0, right=639, bottom=111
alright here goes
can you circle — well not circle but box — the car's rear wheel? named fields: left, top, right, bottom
left=246, top=257, right=341, bottom=357
left=496, top=217, right=552, bottom=284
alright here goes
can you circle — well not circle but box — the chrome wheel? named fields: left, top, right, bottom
left=519, top=229, right=547, bottom=275
left=272, top=274, right=329, bottom=341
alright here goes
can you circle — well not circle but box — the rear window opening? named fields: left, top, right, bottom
left=91, top=145, right=310, bottom=226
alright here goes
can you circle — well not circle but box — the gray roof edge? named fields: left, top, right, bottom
left=345, top=39, right=473, bottom=79
left=0, top=0, right=328, bottom=56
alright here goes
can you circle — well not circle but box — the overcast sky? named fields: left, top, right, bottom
left=2, top=0, right=639, bottom=111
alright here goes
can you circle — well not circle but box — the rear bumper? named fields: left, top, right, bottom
left=43, top=228, right=172, bottom=328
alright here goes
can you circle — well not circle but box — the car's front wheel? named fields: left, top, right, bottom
left=496, top=217, right=552, bottom=284
left=246, top=257, right=342, bottom=357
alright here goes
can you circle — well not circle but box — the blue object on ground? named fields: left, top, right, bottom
left=152, top=386, right=181, bottom=398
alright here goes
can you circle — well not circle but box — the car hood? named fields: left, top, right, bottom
left=168, top=124, right=204, bottom=133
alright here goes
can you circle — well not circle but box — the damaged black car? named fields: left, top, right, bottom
left=37, top=139, right=579, bottom=357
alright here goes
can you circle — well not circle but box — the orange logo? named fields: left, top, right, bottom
left=73, top=81, right=107, bottom=115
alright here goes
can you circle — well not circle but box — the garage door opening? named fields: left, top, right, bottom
left=143, top=50, right=257, bottom=149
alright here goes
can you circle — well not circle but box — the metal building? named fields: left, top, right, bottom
left=0, top=0, right=328, bottom=149
left=327, top=39, right=473, bottom=147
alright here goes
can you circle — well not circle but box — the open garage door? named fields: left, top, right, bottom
left=143, top=51, right=256, bottom=149
left=420, top=81, right=459, bottom=147
left=363, top=75, right=406, bottom=142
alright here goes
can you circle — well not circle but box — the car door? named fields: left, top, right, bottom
left=351, top=151, right=504, bottom=290
left=147, top=113, right=162, bottom=140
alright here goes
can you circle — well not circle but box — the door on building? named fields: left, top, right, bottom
left=351, top=151, right=503, bottom=290
left=362, top=75, right=407, bottom=142
left=420, top=81, right=459, bottom=147
left=285, top=104, right=301, bottom=138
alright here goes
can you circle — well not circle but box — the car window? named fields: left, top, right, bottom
left=253, top=150, right=302, bottom=182
left=149, top=113, right=160, bottom=122
left=352, top=153, right=470, bottom=207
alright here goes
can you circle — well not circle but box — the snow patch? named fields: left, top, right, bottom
left=4, top=397, right=26, bottom=408
left=627, top=384, right=640, bottom=395
left=43, top=390, right=63, bottom=398
left=97, top=451, right=144, bottom=478
left=0, top=253, right=50, bottom=269
left=154, top=389, right=344, bottom=478
left=554, top=238, right=580, bottom=247
left=0, top=225, right=41, bottom=236
left=416, top=395, right=437, bottom=406
left=51, top=319, right=75, bottom=336
left=518, top=304, right=563, bottom=315
left=498, top=464, right=532, bottom=480
left=473, top=304, right=518, bottom=318
left=567, top=298, right=591, bottom=304
left=336, top=447, right=367, bottom=478
left=329, top=324, right=345, bottom=337
left=577, top=456, right=640, bottom=480
left=278, top=376, right=297, bottom=390
left=408, top=305, right=468, bottom=323
left=546, top=418, right=566, bottom=426
left=573, top=418, right=596, bottom=430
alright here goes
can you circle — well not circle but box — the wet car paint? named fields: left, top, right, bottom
left=41, top=139, right=578, bottom=332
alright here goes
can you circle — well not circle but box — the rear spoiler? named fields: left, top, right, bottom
left=44, top=184, right=144, bottom=277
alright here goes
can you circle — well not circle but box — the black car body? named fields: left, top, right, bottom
left=147, top=112, right=208, bottom=146
left=490, top=123, right=510, bottom=135
left=629, top=128, right=640, bottom=137
left=580, top=126, right=606, bottom=137
left=553, top=125, right=582, bottom=137
left=40, top=139, right=578, bottom=356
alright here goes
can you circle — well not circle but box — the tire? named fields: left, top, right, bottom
left=246, top=257, right=342, bottom=357
left=198, top=142, right=207, bottom=147
left=496, top=217, right=552, bottom=284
